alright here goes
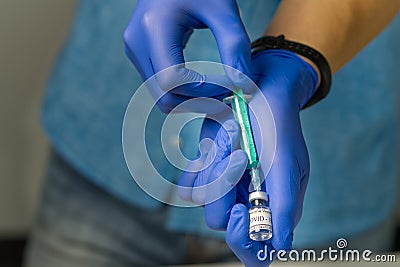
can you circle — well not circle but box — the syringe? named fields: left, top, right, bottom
left=223, top=88, right=272, bottom=241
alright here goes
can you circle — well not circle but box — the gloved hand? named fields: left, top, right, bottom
left=178, top=118, right=250, bottom=229
left=179, top=50, right=318, bottom=266
left=123, top=0, right=251, bottom=113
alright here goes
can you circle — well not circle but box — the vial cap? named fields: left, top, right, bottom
left=249, top=191, right=268, bottom=202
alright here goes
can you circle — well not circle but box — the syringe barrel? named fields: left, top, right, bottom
left=225, top=88, right=259, bottom=169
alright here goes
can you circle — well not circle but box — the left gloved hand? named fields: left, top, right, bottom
left=124, top=0, right=251, bottom=113
left=179, top=49, right=318, bottom=266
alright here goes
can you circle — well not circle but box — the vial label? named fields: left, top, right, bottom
left=249, top=207, right=272, bottom=233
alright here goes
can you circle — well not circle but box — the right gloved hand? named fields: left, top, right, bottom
left=123, top=0, right=251, bottom=113
left=179, top=50, right=319, bottom=266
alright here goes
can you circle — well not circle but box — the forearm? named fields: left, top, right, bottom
left=265, top=0, right=400, bottom=73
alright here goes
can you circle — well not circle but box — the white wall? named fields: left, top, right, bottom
left=0, top=0, right=76, bottom=236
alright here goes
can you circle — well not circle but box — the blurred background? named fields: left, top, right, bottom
left=0, top=0, right=76, bottom=266
left=1, top=1, right=399, bottom=267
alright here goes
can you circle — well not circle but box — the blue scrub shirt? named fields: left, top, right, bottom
left=41, top=0, right=400, bottom=246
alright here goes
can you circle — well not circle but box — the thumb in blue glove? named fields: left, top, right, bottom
left=178, top=119, right=250, bottom=229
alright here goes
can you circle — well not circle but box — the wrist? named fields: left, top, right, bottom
left=251, top=35, right=331, bottom=109
left=251, top=49, right=319, bottom=109
left=296, top=55, right=320, bottom=87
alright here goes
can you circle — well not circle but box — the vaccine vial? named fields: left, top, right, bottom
left=249, top=191, right=272, bottom=241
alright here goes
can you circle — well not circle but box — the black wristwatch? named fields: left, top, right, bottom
left=251, top=35, right=332, bottom=109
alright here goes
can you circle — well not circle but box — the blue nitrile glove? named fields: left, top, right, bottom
left=123, top=0, right=251, bottom=113
left=179, top=50, right=318, bottom=267
left=178, top=118, right=250, bottom=229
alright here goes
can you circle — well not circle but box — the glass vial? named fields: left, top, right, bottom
left=248, top=191, right=272, bottom=241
